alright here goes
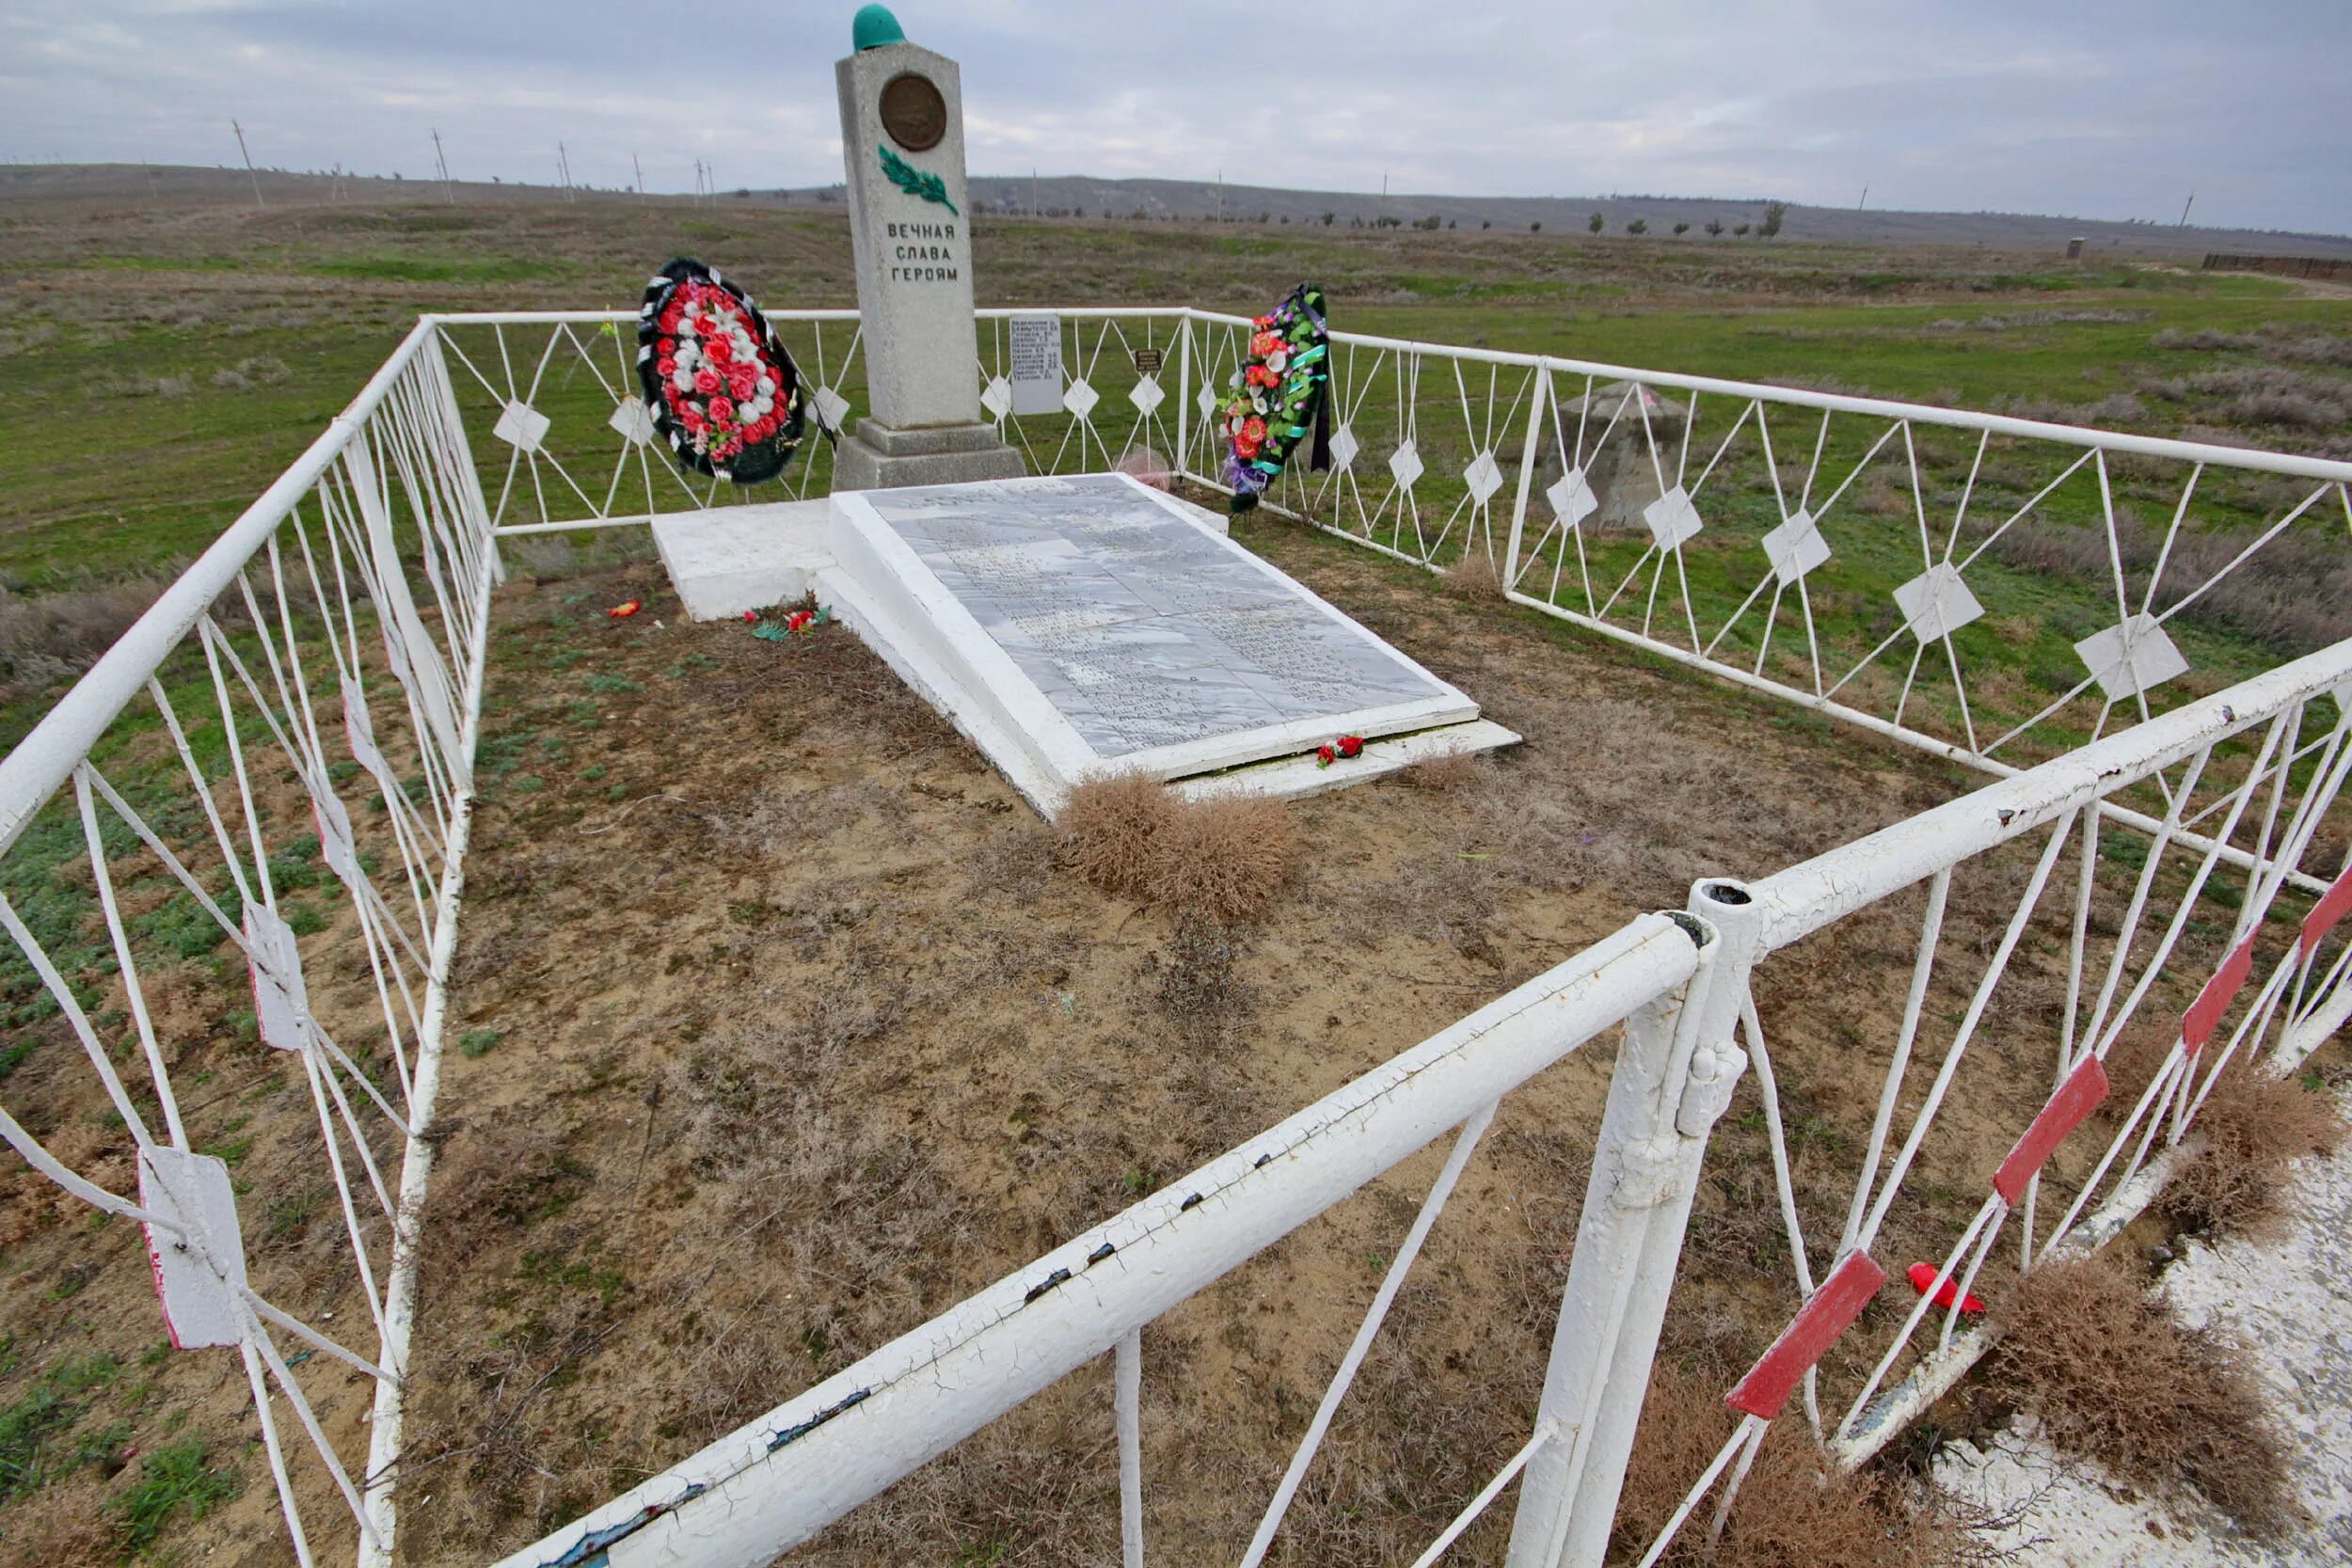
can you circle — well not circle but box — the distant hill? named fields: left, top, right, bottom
left=8, top=163, right=2348, bottom=260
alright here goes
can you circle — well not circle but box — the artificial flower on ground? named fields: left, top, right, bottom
left=748, top=605, right=832, bottom=642
left=606, top=599, right=643, bottom=619
left=1221, top=282, right=1333, bottom=515
left=636, top=259, right=827, bottom=484
left=1311, top=733, right=1366, bottom=768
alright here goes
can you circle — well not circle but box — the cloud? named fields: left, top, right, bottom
left=0, top=0, right=2344, bottom=232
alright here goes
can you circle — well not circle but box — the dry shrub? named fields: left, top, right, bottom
left=1058, top=776, right=1294, bottom=923
left=1445, top=550, right=1510, bottom=601
left=1987, top=1254, right=2295, bottom=1533
left=0, top=576, right=169, bottom=699
left=1145, top=792, right=1294, bottom=924
left=2166, top=1060, right=2344, bottom=1239
left=1984, top=507, right=2352, bottom=656
left=1396, top=751, right=1486, bottom=795
left=1613, top=1367, right=1994, bottom=1567
left=1057, top=773, right=1179, bottom=900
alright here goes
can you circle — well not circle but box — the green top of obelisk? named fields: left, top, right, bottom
left=851, top=4, right=905, bottom=50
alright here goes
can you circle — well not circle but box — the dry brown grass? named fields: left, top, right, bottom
left=1058, top=775, right=1295, bottom=923
left=1395, top=751, right=1486, bottom=794
left=2165, top=1060, right=2345, bottom=1239
left=1986, top=1253, right=2295, bottom=1533
left=0, top=1476, right=118, bottom=1568
left=1613, top=1367, right=1997, bottom=1567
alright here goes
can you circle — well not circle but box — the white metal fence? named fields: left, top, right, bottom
left=0, top=307, right=2345, bottom=1568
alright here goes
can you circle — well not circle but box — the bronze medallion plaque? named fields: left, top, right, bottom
left=880, top=72, right=947, bottom=152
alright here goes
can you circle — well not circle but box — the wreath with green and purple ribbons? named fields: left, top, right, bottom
left=1220, top=282, right=1331, bottom=514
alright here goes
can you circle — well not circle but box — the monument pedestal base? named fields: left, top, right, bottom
left=834, top=418, right=1025, bottom=491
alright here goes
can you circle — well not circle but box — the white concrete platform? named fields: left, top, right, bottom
left=651, top=474, right=1515, bottom=814
left=651, top=500, right=834, bottom=620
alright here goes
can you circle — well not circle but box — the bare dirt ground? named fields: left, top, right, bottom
left=383, top=512, right=2221, bottom=1568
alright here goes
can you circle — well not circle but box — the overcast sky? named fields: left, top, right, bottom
left=3, top=1, right=2345, bottom=234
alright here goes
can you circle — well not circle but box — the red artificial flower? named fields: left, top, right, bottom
left=1314, top=744, right=1337, bottom=768
left=1241, top=417, right=1267, bottom=443
left=660, top=306, right=683, bottom=333
left=607, top=599, right=642, bottom=619
left=742, top=610, right=759, bottom=624
left=657, top=337, right=675, bottom=355
left=656, top=356, right=677, bottom=378
left=705, top=335, right=734, bottom=366
left=1906, top=1263, right=1986, bottom=1315
left=1250, top=331, right=1281, bottom=357
left=693, top=368, right=721, bottom=396
left=1254, top=314, right=1276, bottom=329
left=681, top=410, right=707, bottom=435
left=1336, top=735, right=1364, bottom=759
left=708, top=395, right=736, bottom=424
left=729, top=369, right=758, bottom=402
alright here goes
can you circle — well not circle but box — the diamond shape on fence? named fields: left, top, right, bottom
left=1198, top=385, right=1220, bottom=421
left=1547, top=466, right=1597, bottom=528
left=813, top=386, right=851, bottom=431
left=138, top=1146, right=246, bottom=1350
left=245, top=905, right=310, bottom=1054
left=1063, top=378, right=1100, bottom=420
left=2074, top=613, right=2189, bottom=702
left=1389, top=441, right=1424, bottom=489
left=607, top=397, right=655, bottom=447
left=1328, top=423, right=1359, bottom=471
left=1762, top=508, right=1832, bottom=586
left=1128, top=374, right=1165, bottom=418
left=1463, top=450, right=1504, bottom=504
left=981, top=376, right=1013, bottom=420
left=1643, top=485, right=1703, bottom=550
left=1893, top=562, right=1985, bottom=642
left=492, top=400, right=550, bottom=452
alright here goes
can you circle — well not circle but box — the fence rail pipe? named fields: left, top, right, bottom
left=497, top=914, right=1699, bottom=1568
left=0, top=319, right=439, bottom=859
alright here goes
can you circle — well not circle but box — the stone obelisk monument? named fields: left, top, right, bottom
left=833, top=6, right=1025, bottom=490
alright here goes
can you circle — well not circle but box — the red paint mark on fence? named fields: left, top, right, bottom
left=1725, top=1251, right=1886, bottom=1419
left=2302, top=866, right=2352, bottom=959
left=1993, top=1055, right=2110, bottom=1204
left=2180, top=936, right=2257, bottom=1054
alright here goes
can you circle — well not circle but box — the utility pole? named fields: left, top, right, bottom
left=1030, top=166, right=1038, bottom=218
left=633, top=152, right=644, bottom=200
left=1857, top=182, right=1868, bottom=211
left=2179, top=190, right=2196, bottom=228
left=432, top=128, right=453, bottom=204
left=558, top=141, right=575, bottom=201
left=231, top=119, right=263, bottom=209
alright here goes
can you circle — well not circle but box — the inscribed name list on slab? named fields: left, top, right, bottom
left=854, top=474, right=1461, bottom=759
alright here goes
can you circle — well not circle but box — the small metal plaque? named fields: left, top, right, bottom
left=880, top=72, right=947, bottom=152
left=1132, top=348, right=1164, bottom=374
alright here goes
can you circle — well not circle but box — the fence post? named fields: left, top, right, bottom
left=1502, top=361, right=1548, bottom=590
left=1176, top=310, right=1194, bottom=482
left=1505, top=879, right=1765, bottom=1568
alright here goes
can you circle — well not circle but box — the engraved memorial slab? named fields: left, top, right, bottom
left=824, top=473, right=1512, bottom=811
